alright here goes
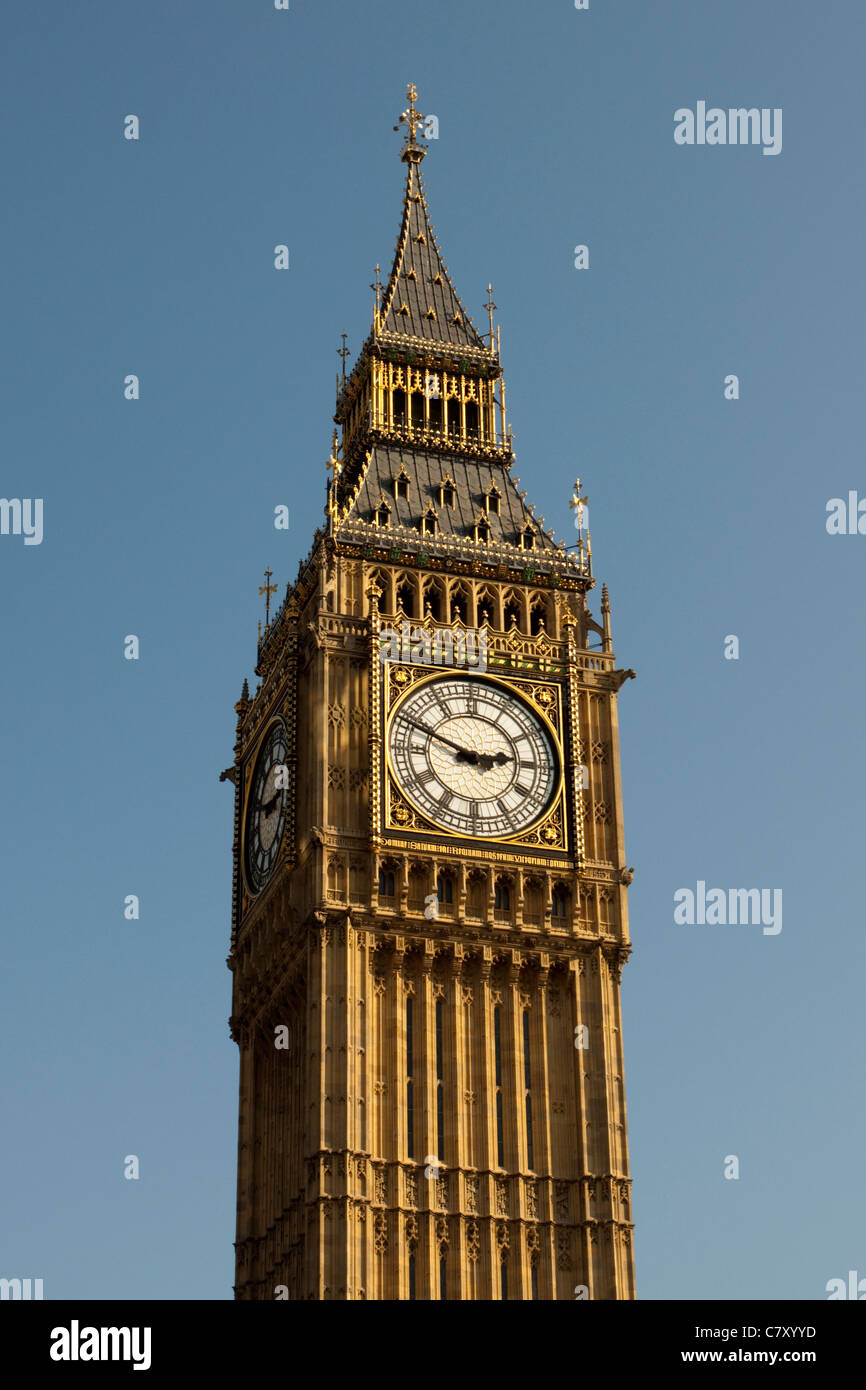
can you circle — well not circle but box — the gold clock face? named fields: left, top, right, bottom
left=388, top=674, right=559, bottom=839
left=244, top=720, right=288, bottom=893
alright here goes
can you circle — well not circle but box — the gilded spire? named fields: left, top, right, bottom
left=601, top=584, right=613, bottom=652
left=337, top=332, right=349, bottom=387
left=483, top=283, right=497, bottom=348
left=378, top=84, right=486, bottom=350
left=370, top=263, right=382, bottom=330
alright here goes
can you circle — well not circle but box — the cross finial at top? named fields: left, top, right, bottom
left=394, top=83, right=426, bottom=162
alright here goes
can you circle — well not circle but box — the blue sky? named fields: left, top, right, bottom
left=1, top=0, right=863, bottom=1300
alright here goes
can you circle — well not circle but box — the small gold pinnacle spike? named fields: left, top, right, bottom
left=259, top=567, right=278, bottom=629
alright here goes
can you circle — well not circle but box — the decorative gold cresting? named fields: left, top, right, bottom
left=394, top=82, right=426, bottom=163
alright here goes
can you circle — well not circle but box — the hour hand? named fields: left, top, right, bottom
left=476, top=750, right=510, bottom=771
left=260, top=792, right=280, bottom=816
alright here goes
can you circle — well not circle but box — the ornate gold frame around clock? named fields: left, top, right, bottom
left=379, top=661, right=569, bottom=852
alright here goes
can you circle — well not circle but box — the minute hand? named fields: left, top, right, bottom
left=403, top=715, right=479, bottom=760
left=403, top=716, right=509, bottom=769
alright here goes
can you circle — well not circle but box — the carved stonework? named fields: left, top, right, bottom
left=405, top=1214, right=418, bottom=1250
left=374, top=1213, right=388, bottom=1255
left=373, top=1166, right=386, bottom=1204
left=466, top=1221, right=480, bottom=1262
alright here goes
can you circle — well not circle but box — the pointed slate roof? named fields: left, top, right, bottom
left=379, top=160, right=486, bottom=351
left=334, top=445, right=572, bottom=575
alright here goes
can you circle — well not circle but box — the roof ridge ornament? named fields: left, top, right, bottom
left=394, top=82, right=427, bottom=164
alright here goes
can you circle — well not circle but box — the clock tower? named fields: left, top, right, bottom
left=226, top=86, right=637, bottom=1300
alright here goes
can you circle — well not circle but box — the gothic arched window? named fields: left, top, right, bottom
left=439, top=477, right=456, bottom=507
left=494, top=1006, right=505, bottom=1167
left=523, top=1010, right=534, bottom=1171
left=436, top=873, right=454, bottom=905
left=529, top=596, right=548, bottom=635
left=485, top=484, right=501, bottom=515
left=552, top=884, right=570, bottom=919
left=406, top=994, right=415, bottom=1161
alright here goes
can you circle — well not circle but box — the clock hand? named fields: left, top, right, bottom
left=402, top=716, right=481, bottom=763
left=476, top=750, right=511, bottom=771
left=260, top=792, right=280, bottom=816
left=402, top=716, right=512, bottom=771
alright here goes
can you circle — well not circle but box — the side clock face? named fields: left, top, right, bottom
left=244, top=720, right=288, bottom=893
left=388, top=674, right=559, bottom=839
